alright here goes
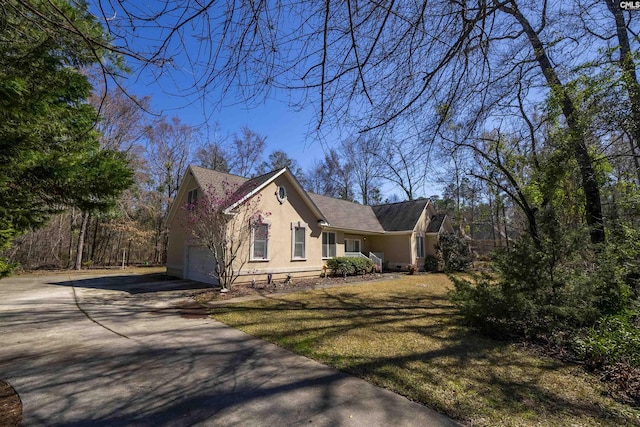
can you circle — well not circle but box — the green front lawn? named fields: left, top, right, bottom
left=208, top=275, right=640, bottom=426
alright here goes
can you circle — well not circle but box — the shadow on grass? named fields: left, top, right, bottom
left=208, top=285, right=639, bottom=426
left=2, top=287, right=457, bottom=427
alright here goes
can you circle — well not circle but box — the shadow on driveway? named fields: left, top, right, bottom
left=1, top=273, right=460, bottom=427
left=47, top=273, right=214, bottom=294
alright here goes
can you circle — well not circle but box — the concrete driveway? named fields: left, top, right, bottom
left=0, top=272, right=459, bottom=427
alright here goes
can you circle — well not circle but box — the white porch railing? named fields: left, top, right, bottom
left=345, top=251, right=368, bottom=259
left=369, top=252, right=383, bottom=271
left=344, top=251, right=383, bottom=271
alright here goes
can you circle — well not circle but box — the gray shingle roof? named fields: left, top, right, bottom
left=190, top=166, right=248, bottom=198
left=371, top=199, right=429, bottom=232
left=426, top=213, right=446, bottom=233
left=190, top=166, right=287, bottom=207
left=308, top=193, right=385, bottom=233
left=188, top=165, right=444, bottom=235
left=230, top=169, right=283, bottom=203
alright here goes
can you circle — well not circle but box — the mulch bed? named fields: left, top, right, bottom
left=0, top=380, right=21, bottom=427
left=193, top=273, right=401, bottom=303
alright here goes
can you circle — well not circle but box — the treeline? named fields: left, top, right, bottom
left=3, top=86, right=462, bottom=270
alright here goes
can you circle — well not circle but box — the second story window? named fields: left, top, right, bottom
left=187, top=188, right=198, bottom=209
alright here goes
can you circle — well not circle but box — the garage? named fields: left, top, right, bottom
left=184, top=245, right=219, bottom=285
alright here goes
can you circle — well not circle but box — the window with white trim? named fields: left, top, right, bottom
left=251, top=223, right=269, bottom=260
left=322, top=232, right=336, bottom=258
left=292, top=226, right=306, bottom=259
left=344, top=238, right=361, bottom=253
left=416, top=235, right=425, bottom=258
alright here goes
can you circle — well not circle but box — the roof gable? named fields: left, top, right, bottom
left=371, top=199, right=430, bottom=231
left=168, top=165, right=325, bottom=224
left=224, top=168, right=286, bottom=213
left=426, top=213, right=446, bottom=233
left=170, top=165, right=447, bottom=236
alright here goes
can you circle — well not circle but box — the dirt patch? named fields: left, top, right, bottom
left=149, top=300, right=211, bottom=319
left=193, top=273, right=402, bottom=303
left=0, top=380, right=22, bottom=427
left=174, top=301, right=211, bottom=319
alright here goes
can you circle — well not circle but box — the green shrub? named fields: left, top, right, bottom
left=574, top=313, right=640, bottom=369
left=326, top=258, right=353, bottom=276
left=351, top=257, right=374, bottom=275
left=326, top=257, right=373, bottom=277
left=424, top=255, right=440, bottom=272
left=438, top=233, right=472, bottom=272
left=449, top=234, right=636, bottom=340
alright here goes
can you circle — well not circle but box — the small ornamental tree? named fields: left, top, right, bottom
left=183, top=182, right=268, bottom=290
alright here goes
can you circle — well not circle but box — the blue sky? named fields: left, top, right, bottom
left=123, top=64, right=330, bottom=171
left=100, top=1, right=443, bottom=198
left=95, top=0, right=333, bottom=172
left=125, top=72, right=443, bottom=197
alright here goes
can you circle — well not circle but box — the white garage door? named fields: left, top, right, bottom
left=185, top=246, right=219, bottom=285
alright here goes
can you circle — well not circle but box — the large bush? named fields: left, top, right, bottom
left=326, top=257, right=374, bottom=277
left=438, top=233, right=472, bottom=272
left=449, top=234, right=635, bottom=340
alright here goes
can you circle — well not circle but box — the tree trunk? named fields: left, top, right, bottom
left=502, top=201, right=510, bottom=250
left=628, top=137, right=640, bottom=188
left=90, top=216, right=99, bottom=263
left=503, top=3, right=605, bottom=244
left=606, top=0, right=640, bottom=159
left=489, top=196, right=497, bottom=248
left=74, top=211, right=89, bottom=270
left=127, top=239, right=132, bottom=266
left=68, top=208, right=76, bottom=268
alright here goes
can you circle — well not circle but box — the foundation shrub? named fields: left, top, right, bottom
left=326, top=257, right=373, bottom=277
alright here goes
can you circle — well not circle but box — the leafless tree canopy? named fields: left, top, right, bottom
left=8, top=1, right=640, bottom=249
left=7, top=2, right=633, bottom=131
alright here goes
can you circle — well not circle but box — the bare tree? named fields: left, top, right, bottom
left=17, top=0, right=640, bottom=245
left=256, top=150, right=302, bottom=176
left=340, top=136, right=384, bottom=205
left=194, top=122, right=230, bottom=172
left=227, top=126, right=266, bottom=177
left=195, top=141, right=229, bottom=172
left=145, top=116, right=194, bottom=263
left=303, top=159, right=328, bottom=194
left=370, top=139, right=426, bottom=201
left=324, top=149, right=356, bottom=201
left=90, top=86, right=151, bottom=153
left=145, top=117, right=194, bottom=204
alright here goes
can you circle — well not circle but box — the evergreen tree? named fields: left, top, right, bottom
left=0, top=0, right=132, bottom=275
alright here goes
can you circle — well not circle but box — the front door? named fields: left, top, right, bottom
left=345, top=238, right=361, bottom=253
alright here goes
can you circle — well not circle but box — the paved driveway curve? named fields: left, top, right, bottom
left=0, top=272, right=459, bottom=427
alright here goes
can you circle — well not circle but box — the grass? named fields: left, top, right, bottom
left=208, top=274, right=640, bottom=427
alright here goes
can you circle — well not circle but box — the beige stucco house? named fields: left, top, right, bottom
left=166, top=165, right=452, bottom=285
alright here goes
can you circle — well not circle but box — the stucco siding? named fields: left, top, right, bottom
left=166, top=173, right=200, bottom=278
left=367, top=234, right=411, bottom=270
left=242, top=176, right=323, bottom=274
left=425, top=235, right=439, bottom=256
